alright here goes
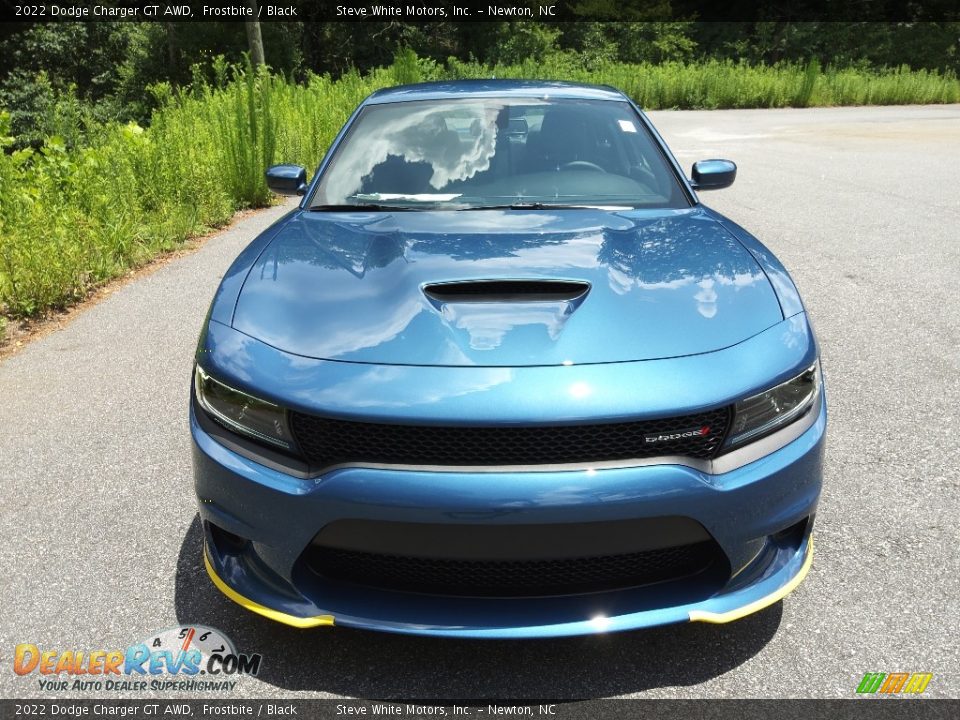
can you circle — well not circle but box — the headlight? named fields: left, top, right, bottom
left=194, top=365, right=295, bottom=450
left=725, top=361, right=821, bottom=448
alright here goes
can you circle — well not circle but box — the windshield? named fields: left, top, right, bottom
left=311, top=98, right=689, bottom=210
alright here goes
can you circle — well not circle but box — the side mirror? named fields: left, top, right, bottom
left=690, top=159, right=736, bottom=191
left=265, top=164, right=308, bottom=196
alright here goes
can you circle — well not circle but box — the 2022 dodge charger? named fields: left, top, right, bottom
left=191, top=80, right=825, bottom=637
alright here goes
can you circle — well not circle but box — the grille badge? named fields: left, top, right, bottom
left=644, top=426, right=711, bottom=444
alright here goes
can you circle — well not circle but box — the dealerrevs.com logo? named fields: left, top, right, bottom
left=13, top=626, right=262, bottom=692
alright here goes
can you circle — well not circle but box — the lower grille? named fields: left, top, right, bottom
left=306, top=541, right=721, bottom=597
left=289, top=406, right=732, bottom=470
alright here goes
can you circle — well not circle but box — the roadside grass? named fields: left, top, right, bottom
left=1, top=53, right=958, bottom=336
left=447, top=55, right=960, bottom=108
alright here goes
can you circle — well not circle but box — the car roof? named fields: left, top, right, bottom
left=364, top=79, right=629, bottom=105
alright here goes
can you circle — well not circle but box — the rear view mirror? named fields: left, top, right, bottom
left=265, top=164, right=308, bottom=196
left=691, top=159, right=737, bottom=190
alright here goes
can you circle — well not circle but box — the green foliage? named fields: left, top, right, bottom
left=0, top=24, right=152, bottom=139
left=4, top=21, right=959, bottom=145
left=609, top=23, right=698, bottom=64
left=794, top=58, right=821, bottom=108
left=1, top=53, right=958, bottom=323
left=488, top=23, right=563, bottom=65
left=390, top=47, right=444, bottom=85
left=480, top=55, right=960, bottom=109
left=0, top=59, right=391, bottom=319
left=0, top=21, right=305, bottom=141
left=692, top=22, right=960, bottom=72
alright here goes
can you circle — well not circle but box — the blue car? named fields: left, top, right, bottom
left=191, top=80, right=825, bottom=638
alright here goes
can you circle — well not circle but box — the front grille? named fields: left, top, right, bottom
left=307, top=541, right=721, bottom=597
left=289, top=407, right=731, bottom=470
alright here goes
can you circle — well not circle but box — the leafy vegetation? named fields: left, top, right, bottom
left=1, top=51, right=958, bottom=340
left=3, top=21, right=959, bottom=142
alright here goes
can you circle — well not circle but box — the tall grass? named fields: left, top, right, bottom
left=0, top=62, right=391, bottom=320
left=472, top=56, right=960, bottom=109
left=1, top=54, right=958, bottom=334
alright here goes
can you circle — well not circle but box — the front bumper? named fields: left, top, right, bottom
left=191, top=391, right=825, bottom=638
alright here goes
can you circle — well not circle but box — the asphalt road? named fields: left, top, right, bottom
left=1, top=105, right=958, bottom=700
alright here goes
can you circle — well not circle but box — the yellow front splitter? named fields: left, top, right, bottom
left=204, top=537, right=812, bottom=631
left=689, top=536, right=814, bottom=624
left=203, top=550, right=335, bottom=629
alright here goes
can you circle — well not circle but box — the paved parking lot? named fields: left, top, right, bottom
left=1, top=105, right=958, bottom=699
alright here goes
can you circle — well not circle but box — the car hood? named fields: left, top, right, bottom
left=232, top=207, right=783, bottom=367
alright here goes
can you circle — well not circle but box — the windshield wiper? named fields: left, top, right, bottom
left=309, top=204, right=418, bottom=212
left=463, top=202, right=632, bottom=211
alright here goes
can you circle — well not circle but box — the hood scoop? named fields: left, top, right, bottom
left=424, top=280, right=590, bottom=305
left=423, top=280, right=591, bottom=353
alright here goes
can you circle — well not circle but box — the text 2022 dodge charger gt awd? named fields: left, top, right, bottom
left=190, top=80, right=824, bottom=637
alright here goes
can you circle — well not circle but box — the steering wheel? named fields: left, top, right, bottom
left=560, top=161, right=606, bottom=173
